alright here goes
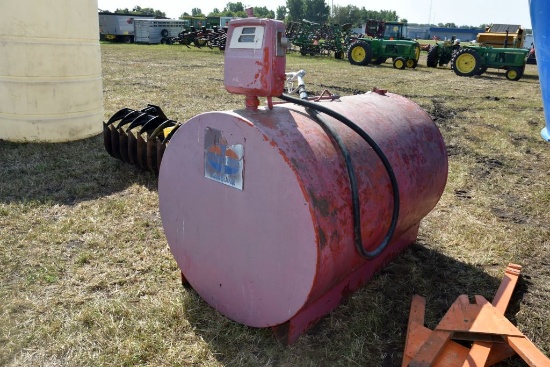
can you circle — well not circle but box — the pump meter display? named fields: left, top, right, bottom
left=224, top=18, right=287, bottom=98
left=229, top=26, right=265, bottom=49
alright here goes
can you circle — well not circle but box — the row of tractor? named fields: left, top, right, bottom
left=287, top=20, right=534, bottom=81
left=150, top=18, right=533, bottom=82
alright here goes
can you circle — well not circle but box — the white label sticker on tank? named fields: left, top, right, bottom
left=204, top=128, right=244, bottom=190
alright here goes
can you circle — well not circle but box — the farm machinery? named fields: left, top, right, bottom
left=103, top=104, right=180, bottom=174
left=426, top=38, right=461, bottom=67
left=448, top=23, right=530, bottom=81
left=163, top=25, right=228, bottom=50
left=347, top=39, right=421, bottom=69
left=287, top=19, right=353, bottom=58
left=347, top=20, right=421, bottom=69
left=451, top=45, right=529, bottom=81
left=476, top=24, right=526, bottom=48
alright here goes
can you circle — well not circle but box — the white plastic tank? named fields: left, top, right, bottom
left=0, top=0, right=103, bottom=142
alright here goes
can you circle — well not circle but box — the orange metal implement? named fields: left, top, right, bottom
left=402, top=263, right=550, bottom=367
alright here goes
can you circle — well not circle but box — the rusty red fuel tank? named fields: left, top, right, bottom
left=158, top=92, right=447, bottom=343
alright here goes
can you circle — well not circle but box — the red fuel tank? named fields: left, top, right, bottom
left=158, top=92, right=447, bottom=343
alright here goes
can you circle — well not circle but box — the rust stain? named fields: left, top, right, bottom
left=317, top=227, right=327, bottom=248
left=308, top=188, right=330, bottom=217
left=330, top=230, right=340, bottom=243
left=290, top=157, right=305, bottom=170
left=371, top=87, right=388, bottom=95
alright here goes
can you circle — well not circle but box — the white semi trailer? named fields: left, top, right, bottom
left=134, top=19, right=188, bottom=44
left=98, top=12, right=155, bottom=43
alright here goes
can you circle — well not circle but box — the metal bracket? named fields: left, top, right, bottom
left=402, top=263, right=550, bottom=366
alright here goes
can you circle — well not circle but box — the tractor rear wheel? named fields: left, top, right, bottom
left=393, top=57, right=406, bottom=69
left=348, top=42, right=373, bottom=66
left=427, top=45, right=439, bottom=67
left=452, top=48, right=481, bottom=77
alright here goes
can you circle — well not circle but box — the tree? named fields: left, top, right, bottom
left=331, top=5, right=347, bottom=25
left=330, top=5, right=404, bottom=27
left=253, top=6, right=275, bottom=18
left=114, top=8, right=131, bottom=14
left=304, top=0, right=330, bottom=23
left=191, top=8, right=204, bottom=17
left=114, top=6, right=166, bottom=17
left=218, top=2, right=247, bottom=17
left=347, top=6, right=361, bottom=26
left=225, top=2, right=245, bottom=13
left=286, top=0, right=305, bottom=22
left=276, top=5, right=286, bottom=20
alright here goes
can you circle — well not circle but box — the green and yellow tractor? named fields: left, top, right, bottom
left=451, top=45, right=529, bottom=81
left=450, top=24, right=530, bottom=81
left=427, top=38, right=461, bottom=67
left=347, top=20, right=421, bottom=69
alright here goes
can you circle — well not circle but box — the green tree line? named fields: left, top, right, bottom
left=109, top=6, right=166, bottom=18
left=108, top=2, right=489, bottom=29
left=184, top=1, right=398, bottom=26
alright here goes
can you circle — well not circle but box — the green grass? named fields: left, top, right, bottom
left=1, top=43, right=549, bottom=366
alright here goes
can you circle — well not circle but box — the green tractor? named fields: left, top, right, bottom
left=348, top=39, right=421, bottom=68
left=347, top=20, right=421, bottom=69
left=451, top=45, right=529, bottom=81
left=427, top=38, right=461, bottom=67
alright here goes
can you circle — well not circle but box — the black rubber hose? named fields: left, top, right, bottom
left=278, top=93, right=400, bottom=259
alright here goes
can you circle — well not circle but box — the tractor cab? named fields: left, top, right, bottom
left=365, top=20, right=408, bottom=40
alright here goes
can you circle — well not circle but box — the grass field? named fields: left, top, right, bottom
left=1, top=43, right=549, bottom=366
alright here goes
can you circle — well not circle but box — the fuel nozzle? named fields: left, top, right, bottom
left=285, top=70, right=308, bottom=100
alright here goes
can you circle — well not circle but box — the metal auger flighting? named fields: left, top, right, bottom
left=103, top=104, right=181, bottom=174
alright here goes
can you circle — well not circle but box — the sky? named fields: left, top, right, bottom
left=97, top=0, right=533, bottom=29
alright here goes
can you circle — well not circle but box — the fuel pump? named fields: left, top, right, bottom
left=223, top=18, right=288, bottom=109
left=145, top=17, right=447, bottom=344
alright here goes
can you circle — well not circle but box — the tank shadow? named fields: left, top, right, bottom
left=179, top=242, right=528, bottom=366
left=0, top=134, right=157, bottom=205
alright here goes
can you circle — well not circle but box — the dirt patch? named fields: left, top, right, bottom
left=315, top=83, right=366, bottom=95
left=491, top=206, right=529, bottom=224
left=471, top=155, right=505, bottom=179
left=429, top=98, right=459, bottom=124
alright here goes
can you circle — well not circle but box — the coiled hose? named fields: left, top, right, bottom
left=278, top=93, right=400, bottom=259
